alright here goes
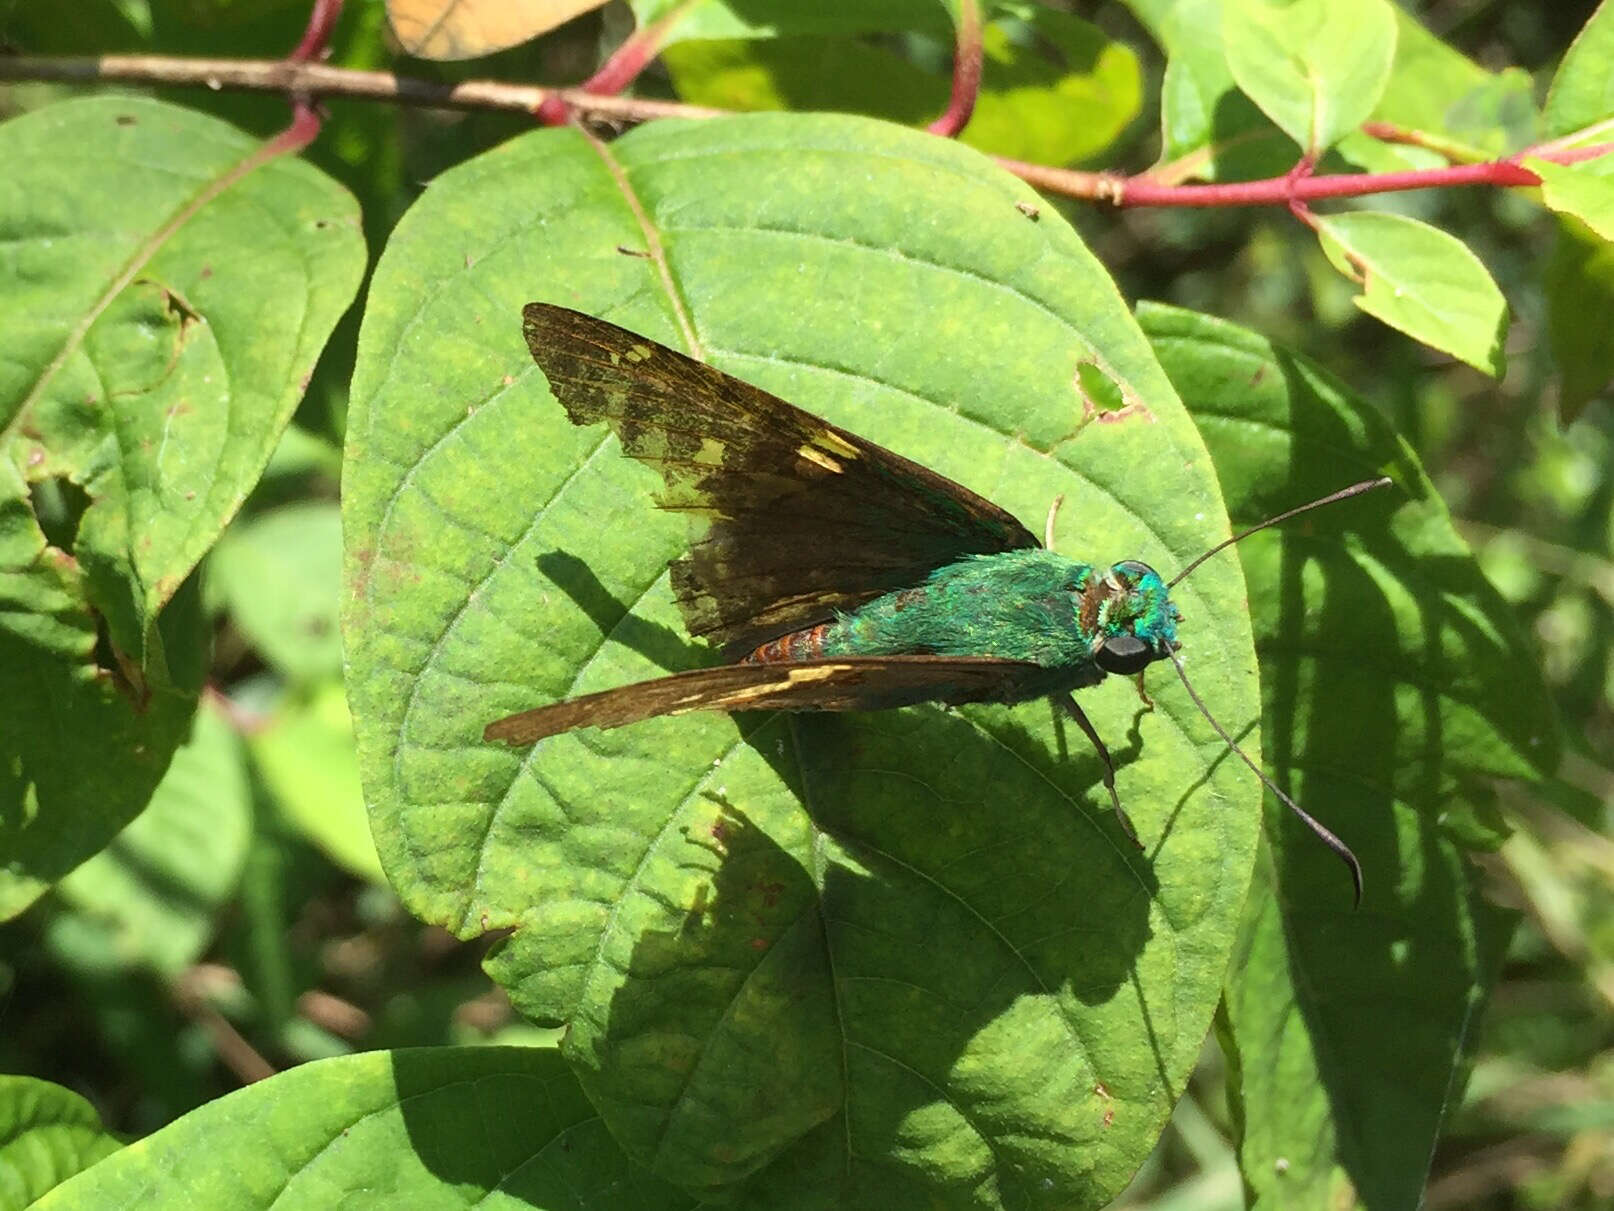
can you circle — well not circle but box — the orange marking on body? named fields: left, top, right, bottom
left=745, top=622, right=832, bottom=664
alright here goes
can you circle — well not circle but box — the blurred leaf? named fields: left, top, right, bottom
left=662, top=36, right=938, bottom=123
left=1223, top=0, right=1396, bottom=154
left=1339, top=10, right=1537, bottom=171
left=1545, top=216, right=1614, bottom=419
left=344, top=112, right=1262, bottom=1204
left=0, top=1074, right=122, bottom=1206
left=665, top=6, right=1141, bottom=166
left=632, top=0, right=953, bottom=44
left=1142, top=303, right=1557, bottom=1211
left=1543, top=0, right=1614, bottom=139
left=0, top=97, right=363, bottom=917
left=1373, top=9, right=1535, bottom=145
left=385, top=0, right=609, bottom=60
left=0, top=0, right=153, bottom=51
left=33, top=1048, right=692, bottom=1209
left=50, top=703, right=251, bottom=976
left=249, top=680, right=383, bottom=883
left=1528, top=157, right=1614, bottom=243
left=1314, top=210, right=1508, bottom=377
left=210, top=502, right=343, bottom=683
left=961, top=3, right=1143, bottom=165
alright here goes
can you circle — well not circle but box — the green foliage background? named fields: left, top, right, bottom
left=1, top=1, right=1611, bottom=1209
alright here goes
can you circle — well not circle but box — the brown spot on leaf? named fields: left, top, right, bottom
left=116, top=114, right=137, bottom=126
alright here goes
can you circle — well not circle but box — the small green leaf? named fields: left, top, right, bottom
left=0, top=96, right=364, bottom=916
left=33, top=1048, right=692, bottom=1210
left=345, top=112, right=1259, bottom=1205
left=1527, top=157, right=1614, bottom=243
left=1150, top=0, right=1296, bottom=181
left=1141, top=302, right=1557, bottom=1211
left=249, top=680, right=384, bottom=883
left=1314, top=210, right=1508, bottom=377
left=1543, top=0, right=1614, bottom=139
left=51, top=702, right=251, bottom=975
left=210, top=502, right=344, bottom=683
left=1223, top=0, right=1397, bottom=154
left=1545, top=216, right=1614, bottom=419
left=0, top=1075, right=122, bottom=1206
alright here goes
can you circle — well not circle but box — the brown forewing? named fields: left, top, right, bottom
left=483, top=655, right=1046, bottom=746
left=522, top=304, right=1039, bottom=658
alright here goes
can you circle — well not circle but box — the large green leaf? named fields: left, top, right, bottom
left=1313, top=210, right=1508, bottom=378
left=0, top=1075, right=122, bottom=1208
left=1222, top=0, right=1396, bottom=155
left=1543, top=0, right=1614, bottom=139
left=34, top=1048, right=691, bottom=1209
left=344, top=113, right=1260, bottom=1206
left=0, top=96, right=364, bottom=917
left=1140, top=303, right=1558, bottom=1211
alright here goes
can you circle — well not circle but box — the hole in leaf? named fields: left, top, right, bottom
left=1076, top=361, right=1126, bottom=414
left=27, top=475, right=91, bottom=553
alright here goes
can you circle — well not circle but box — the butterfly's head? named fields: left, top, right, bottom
left=1092, top=560, right=1182, bottom=675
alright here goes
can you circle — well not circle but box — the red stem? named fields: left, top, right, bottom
left=1004, top=142, right=1614, bottom=208
left=289, top=0, right=343, bottom=63
left=928, top=0, right=983, bottom=138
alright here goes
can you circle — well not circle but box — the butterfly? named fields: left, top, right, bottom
left=487, top=304, right=1386, bottom=901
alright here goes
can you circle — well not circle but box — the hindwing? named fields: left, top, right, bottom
left=484, top=655, right=1047, bottom=745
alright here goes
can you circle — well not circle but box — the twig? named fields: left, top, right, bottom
left=0, top=55, right=725, bottom=123
left=173, top=965, right=276, bottom=1085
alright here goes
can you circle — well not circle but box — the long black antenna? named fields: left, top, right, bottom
left=1168, top=650, right=1364, bottom=908
left=1169, top=477, right=1393, bottom=588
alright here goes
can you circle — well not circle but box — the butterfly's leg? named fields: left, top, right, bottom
left=1133, top=671, right=1155, bottom=710
left=1056, top=692, right=1140, bottom=846
left=1043, top=494, right=1065, bottom=551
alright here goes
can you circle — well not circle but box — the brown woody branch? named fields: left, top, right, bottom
left=0, top=54, right=723, bottom=123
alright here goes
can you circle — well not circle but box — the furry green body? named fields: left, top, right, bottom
left=790, top=549, right=1182, bottom=702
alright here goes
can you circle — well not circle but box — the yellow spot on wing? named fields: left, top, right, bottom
left=815, top=431, right=860, bottom=459
left=798, top=444, right=843, bottom=473
left=787, top=665, right=847, bottom=683
left=625, top=344, right=653, bottom=363
left=696, top=436, right=725, bottom=465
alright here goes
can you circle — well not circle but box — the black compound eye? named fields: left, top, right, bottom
left=1096, top=633, right=1155, bottom=674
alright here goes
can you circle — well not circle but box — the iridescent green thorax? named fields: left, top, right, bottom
left=791, top=549, right=1183, bottom=689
